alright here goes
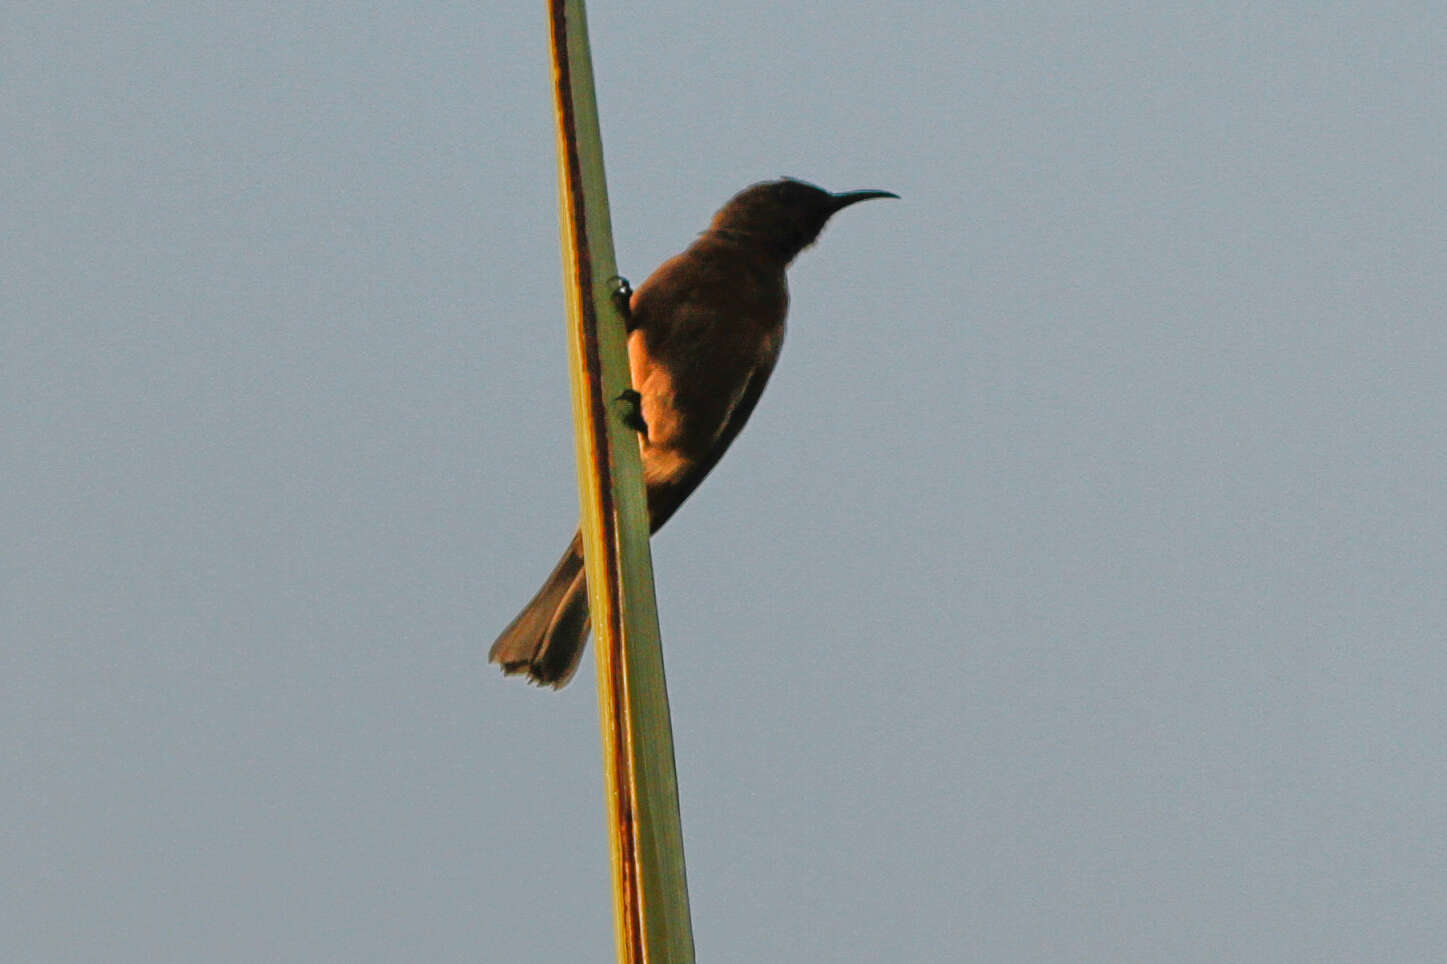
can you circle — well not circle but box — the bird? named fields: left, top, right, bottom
left=490, top=177, right=897, bottom=687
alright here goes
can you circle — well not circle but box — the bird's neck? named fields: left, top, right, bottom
left=699, top=227, right=798, bottom=266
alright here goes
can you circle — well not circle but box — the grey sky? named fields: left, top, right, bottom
left=6, top=2, right=1446, bottom=961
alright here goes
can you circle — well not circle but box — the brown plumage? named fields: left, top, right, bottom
left=490, top=178, right=896, bottom=687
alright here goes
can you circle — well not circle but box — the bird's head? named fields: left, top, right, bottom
left=709, top=178, right=897, bottom=263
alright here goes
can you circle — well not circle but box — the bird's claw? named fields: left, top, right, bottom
left=616, top=388, right=648, bottom=437
left=608, top=275, right=634, bottom=327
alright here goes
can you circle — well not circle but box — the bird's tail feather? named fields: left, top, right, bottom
left=489, top=532, right=591, bottom=688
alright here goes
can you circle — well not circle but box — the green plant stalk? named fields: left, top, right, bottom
left=546, top=1, right=695, bottom=961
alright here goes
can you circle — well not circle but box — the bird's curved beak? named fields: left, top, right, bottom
left=829, top=189, right=900, bottom=212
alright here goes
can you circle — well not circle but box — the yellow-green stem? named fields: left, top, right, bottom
left=547, top=2, right=694, bottom=961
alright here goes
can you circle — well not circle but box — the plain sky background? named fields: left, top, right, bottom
left=6, top=2, right=1446, bottom=961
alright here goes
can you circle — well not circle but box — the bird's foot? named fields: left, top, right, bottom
left=616, top=389, right=648, bottom=437
left=608, top=275, right=635, bottom=328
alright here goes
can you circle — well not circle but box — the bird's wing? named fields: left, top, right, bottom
left=646, top=355, right=776, bottom=531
